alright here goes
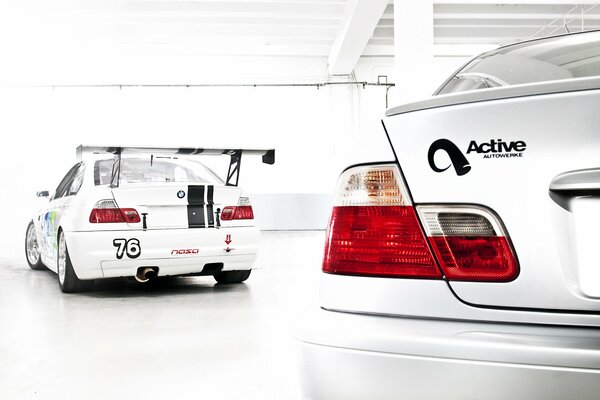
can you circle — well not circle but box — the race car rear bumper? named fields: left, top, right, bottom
left=64, top=227, right=258, bottom=280
left=297, top=307, right=600, bottom=400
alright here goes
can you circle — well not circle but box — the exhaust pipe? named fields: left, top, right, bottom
left=135, top=267, right=158, bottom=283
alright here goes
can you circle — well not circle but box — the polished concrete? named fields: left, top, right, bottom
left=0, top=231, right=324, bottom=399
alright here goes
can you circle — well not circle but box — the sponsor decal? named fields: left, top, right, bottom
left=428, top=138, right=527, bottom=176
left=467, top=139, right=526, bottom=158
left=428, top=139, right=471, bottom=176
left=43, top=210, right=59, bottom=255
left=171, top=249, right=199, bottom=255
left=113, top=238, right=141, bottom=259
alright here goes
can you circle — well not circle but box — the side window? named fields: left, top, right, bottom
left=67, top=164, right=85, bottom=196
left=53, top=163, right=83, bottom=200
left=94, top=159, right=115, bottom=186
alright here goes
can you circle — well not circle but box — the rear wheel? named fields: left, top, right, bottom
left=25, top=221, right=46, bottom=270
left=57, top=230, right=93, bottom=293
left=214, top=270, right=251, bottom=284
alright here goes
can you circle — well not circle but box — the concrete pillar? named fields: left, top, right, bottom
left=394, top=0, right=434, bottom=104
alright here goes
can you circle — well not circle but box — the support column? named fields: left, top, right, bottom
left=394, top=0, right=434, bottom=104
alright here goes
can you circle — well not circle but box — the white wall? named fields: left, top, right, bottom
left=0, top=54, right=467, bottom=254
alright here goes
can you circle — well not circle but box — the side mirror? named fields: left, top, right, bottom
left=36, top=191, right=50, bottom=198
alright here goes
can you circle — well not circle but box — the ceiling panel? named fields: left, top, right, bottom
left=434, top=3, right=600, bottom=45
left=3, top=1, right=600, bottom=66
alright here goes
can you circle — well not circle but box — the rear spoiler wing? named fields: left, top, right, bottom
left=76, top=145, right=275, bottom=188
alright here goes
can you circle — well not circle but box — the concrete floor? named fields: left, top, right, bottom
left=0, top=231, right=324, bottom=400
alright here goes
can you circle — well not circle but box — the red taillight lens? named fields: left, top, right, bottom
left=90, top=208, right=124, bottom=223
left=89, top=200, right=140, bottom=223
left=221, top=206, right=254, bottom=220
left=221, top=197, right=254, bottom=221
left=121, top=209, right=141, bottom=223
left=221, top=207, right=235, bottom=220
left=418, top=207, right=519, bottom=282
left=322, top=164, right=441, bottom=279
left=430, top=236, right=517, bottom=281
left=323, top=205, right=441, bottom=278
left=234, top=206, right=254, bottom=220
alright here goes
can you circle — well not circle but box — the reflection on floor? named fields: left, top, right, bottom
left=0, top=231, right=325, bottom=400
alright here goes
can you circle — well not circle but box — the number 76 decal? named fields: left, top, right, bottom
left=113, top=238, right=142, bottom=259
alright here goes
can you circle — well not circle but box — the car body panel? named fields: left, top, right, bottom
left=298, top=309, right=600, bottom=400
left=66, top=227, right=258, bottom=279
left=298, top=308, right=600, bottom=372
left=110, top=183, right=249, bottom=230
left=320, top=273, right=600, bottom=327
left=384, top=87, right=600, bottom=313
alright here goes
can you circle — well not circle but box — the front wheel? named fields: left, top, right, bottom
left=57, top=230, right=93, bottom=293
left=25, top=221, right=46, bottom=270
left=214, top=270, right=251, bottom=284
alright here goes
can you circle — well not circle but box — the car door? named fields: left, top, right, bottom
left=39, top=163, right=84, bottom=265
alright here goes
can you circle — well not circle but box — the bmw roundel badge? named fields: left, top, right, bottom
left=177, top=190, right=186, bottom=199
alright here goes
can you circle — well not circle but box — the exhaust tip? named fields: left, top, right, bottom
left=135, top=267, right=159, bottom=283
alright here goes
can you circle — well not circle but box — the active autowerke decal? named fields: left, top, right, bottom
left=428, top=138, right=527, bottom=176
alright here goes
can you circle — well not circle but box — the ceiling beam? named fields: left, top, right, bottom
left=327, top=0, right=389, bottom=75
left=434, top=0, right=599, bottom=4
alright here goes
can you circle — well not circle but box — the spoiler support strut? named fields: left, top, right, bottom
left=109, top=148, right=122, bottom=188
left=226, top=150, right=242, bottom=187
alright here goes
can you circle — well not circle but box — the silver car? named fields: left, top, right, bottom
left=298, top=31, right=600, bottom=399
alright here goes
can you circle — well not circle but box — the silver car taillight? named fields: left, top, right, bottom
left=322, top=163, right=519, bottom=282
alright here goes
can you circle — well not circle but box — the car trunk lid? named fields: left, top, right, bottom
left=111, top=183, right=245, bottom=230
left=384, top=87, right=600, bottom=313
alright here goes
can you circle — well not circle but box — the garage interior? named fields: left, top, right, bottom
left=1, top=1, right=599, bottom=398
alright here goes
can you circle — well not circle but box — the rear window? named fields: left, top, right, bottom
left=437, top=31, right=600, bottom=95
left=94, top=157, right=223, bottom=186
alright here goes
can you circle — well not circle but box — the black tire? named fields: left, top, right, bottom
left=214, top=269, right=251, bottom=284
left=57, top=230, right=94, bottom=293
left=25, top=221, right=46, bottom=270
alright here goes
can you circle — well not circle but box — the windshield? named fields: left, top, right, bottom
left=94, top=157, right=224, bottom=186
left=437, top=31, right=600, bottom=95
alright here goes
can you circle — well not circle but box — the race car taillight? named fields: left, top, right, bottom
left=417, top=206, right=519, bottom=282
left=221, top=197, right=254, bottom=221
left=89, top=200, right=141, bottom=224
left=322, top=164, right=441, bottom=278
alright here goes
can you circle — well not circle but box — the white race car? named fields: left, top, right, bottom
left=25, top=146, right=274, bottom=292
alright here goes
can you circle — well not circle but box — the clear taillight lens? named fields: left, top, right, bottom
left=417, top=206, right=519, bottom=282
left=89, top=200, right=141, bottom=223
left=322, top=164, right=441, bottom=278
left=335, top=165, right=409, bottom=206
